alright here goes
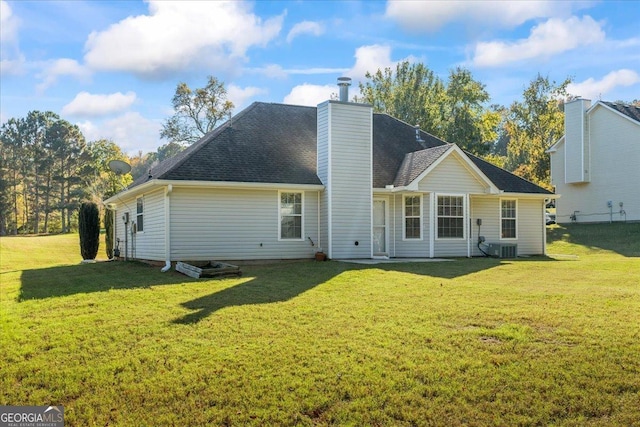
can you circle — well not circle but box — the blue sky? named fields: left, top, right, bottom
left=1, top=0, right=639, bottom=154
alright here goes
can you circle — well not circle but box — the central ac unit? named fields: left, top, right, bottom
left=486, top=243, right=517, bottom=258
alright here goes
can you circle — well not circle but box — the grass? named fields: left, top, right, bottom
left=1, top=224, right=639, bottom=426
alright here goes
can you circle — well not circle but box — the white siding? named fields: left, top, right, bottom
left=564, top=99, right=590, bottom=183
left=417, top=153, right=486, bottom=193
left=469, top=197, right=499, bottom=257
left=324, top=102, right=372, bottom=259
left=317, top=103, right=330, bottom=254
left=170, top=187, right=320, bottom=261
left=392, top=193, right=430, bottom=257
left=112, top=189, right=165, bottom=261
left=469, top=197, right=544, bottom=256
left=133, top=188, right=165, bottom=261
left=553, top=105, right=640, bottom=223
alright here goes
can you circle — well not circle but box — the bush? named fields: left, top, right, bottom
left=104, top=208, right=114, bottom=259
left=79, top=202, right=100, bottom=260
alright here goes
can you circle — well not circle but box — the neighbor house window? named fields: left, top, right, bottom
left=501, top=199, right=517, bottom=239
left=136, top=196, right=144, bottom=232
left=404, top=195, right=422, bottom=239
left=437, top=195, right=464, bottom=238
left=279, top=192, right=303, bottom=239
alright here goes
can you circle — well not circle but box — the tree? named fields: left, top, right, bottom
left=443, top=67, right=500, bottom=155
left=160, top=75, right=234, bottom=145
left=504, top=74, right=571, bottom=188
left=359, top=61, right=446, bottom=138
left=0, top=111, right=91, bottom=234
left=84, top=139, right=132, bottom=203
left=78, top=201, right=100, bottom=260
left=358, top=61, right=499, bottom=156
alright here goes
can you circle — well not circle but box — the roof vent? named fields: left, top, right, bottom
left=414, top=124, right=425, bottom=143
left=337, top=77, right=351, bottom=102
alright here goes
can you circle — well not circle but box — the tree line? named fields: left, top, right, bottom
left=2, top=69, right=636, bottom=235
left=0, top=112, right=130, bottom=235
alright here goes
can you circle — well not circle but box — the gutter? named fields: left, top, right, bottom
left=104, top=179, right=325, bottom=205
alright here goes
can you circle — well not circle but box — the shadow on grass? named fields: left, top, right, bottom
left=173, top=261, right=347, bottom=324
left=173, top=257, right=529, bottom=324
left=548, top=222, right=640, bottom=257
left=19, top=257, right=545, bottom=324
left=18, top=261, right=191, bottom=301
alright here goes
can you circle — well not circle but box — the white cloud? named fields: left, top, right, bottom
left=385, top=0, right=583, bottom=32
left=0, top=0, right=19, bottom=42
left=0, top=0, right=24, bottom=75
left=36, top=58, right=91, bottom=92
left=472, top=16, right=605, bottom=67
left=567, top=69, right=640, bottom=100
left=84, top=1, right=283, bottom=77
left=78, top=112, right=162, bottom=154
left=227, top=84, right=267, bottom=110
left=62, top=91, right=137, bottom=117
left=282, top=44, right=397, bottom=106
left=286, top=21, right=324, bottom=43
left=347, top=44, right=396, bottom=80
left=283, top=84, right=337, bottom=106
left=0, top=55, right=26, bottom=76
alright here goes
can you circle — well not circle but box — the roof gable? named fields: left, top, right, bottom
left=398, top=145, right=499, bottom=193
left=596, top=101, right=640, bottom=124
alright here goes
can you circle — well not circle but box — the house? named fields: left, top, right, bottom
left=547, top=99, right=640, bottom=224
left=104, top=79, right=552, bottom=268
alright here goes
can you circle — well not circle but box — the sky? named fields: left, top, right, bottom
left=1, top=0, right=639, bottom=155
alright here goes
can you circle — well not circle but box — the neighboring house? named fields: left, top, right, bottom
left=105, top=80, right=552, bottom=267
left=548, top=99, right=640, bottom=224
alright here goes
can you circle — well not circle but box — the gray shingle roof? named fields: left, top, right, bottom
left=130, top=101, right=550, bottom=195
left=601, top=101, right=640, bottom=123
left=393, top=145, right=453, bottom=187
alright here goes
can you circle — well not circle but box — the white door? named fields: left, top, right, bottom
left=373, top=199, right=388, bottom=256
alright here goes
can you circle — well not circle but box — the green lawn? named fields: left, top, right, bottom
left=1, top=224, right=639, bottom=426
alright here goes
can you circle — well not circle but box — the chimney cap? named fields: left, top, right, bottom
left=337, top=77, right=352, bottom=86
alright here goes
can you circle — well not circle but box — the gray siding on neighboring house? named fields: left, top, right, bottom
left=552, top=104, right=640, bottom=223
left=169, top=187, right=320, bottom=261
left=322, top=101, right=373, bottom=259
left=564, top=99, right=590, bottom=183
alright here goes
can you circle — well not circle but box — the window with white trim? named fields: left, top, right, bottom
left=279, top=192, right=303, bottom=239
left=404, top=195, right=422, bottom=239
left=437, top=195, right=464, bottom=239
left=136, top=196, right=144, bottom=232
left=501, top=199, right=517, bottom=239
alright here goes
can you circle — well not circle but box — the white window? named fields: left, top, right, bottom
left=437, top=195, right=464, bottom=239
left=279, top=192, right=303, bottom=240
left=136, top=196, right=144, bottom=233
left=403, top=195, right=422, bottom=239
left=501, top=199, right=517, bottom=239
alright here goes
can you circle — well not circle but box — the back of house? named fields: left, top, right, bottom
left=105, top=79, right=553, bottom=265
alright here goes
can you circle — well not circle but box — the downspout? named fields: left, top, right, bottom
left=317, top=191, right=321, bottom=252
left=542, top=199, right=547, bottom=256
left=112, top=204, right=117, bottom=259
left=161, top=184, right=172, bottom=272
left=429, top=193, right=435, bottom=258
left=466, top=194, right=471, bottom=258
